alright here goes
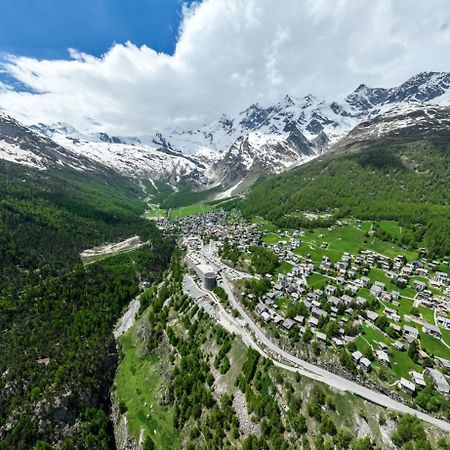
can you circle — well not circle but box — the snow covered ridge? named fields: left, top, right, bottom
left=338, top=104, right=450, bottom=148
left=2, top=71, right=450, bottom=188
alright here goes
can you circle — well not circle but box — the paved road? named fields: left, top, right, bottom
left=113, top=296, right=140, bottom=339
left=218, top=275, right=450, bottom=433
left=186, top=246, right=450, bottom=432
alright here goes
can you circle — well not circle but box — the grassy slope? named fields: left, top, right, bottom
left=241, top=138, right=450, bottom=256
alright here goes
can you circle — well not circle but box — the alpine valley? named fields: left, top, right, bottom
left=13, top=71, right=450, bottom=195
left=2, top=70, right=450, bottom=450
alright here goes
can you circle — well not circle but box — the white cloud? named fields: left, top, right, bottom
left=0, top=0, right=449, bottom=135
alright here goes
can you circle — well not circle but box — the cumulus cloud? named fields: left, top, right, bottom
left=0, top=0, right=449, bottom=135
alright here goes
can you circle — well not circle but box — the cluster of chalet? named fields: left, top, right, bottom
left=251, top=232, right=450, bottom=395
left=176, top=211, right=261, bottom=250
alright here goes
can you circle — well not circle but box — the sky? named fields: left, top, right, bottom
left=0, top=0, right=450, bottom=135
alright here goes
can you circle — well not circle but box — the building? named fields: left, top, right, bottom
left=376, top=350, right=390, bottom=366
left=422, top=323, right=441, bottom=338
left=199, top=264, right=218, bottom=290
left=403, top=325, right=419, bottom=342
left=399, top=378, right=416, bottom=395
left=425, top=368, right=450, bottom=393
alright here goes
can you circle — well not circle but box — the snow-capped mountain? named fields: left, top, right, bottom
left=0, top=114, right=104, bottom=172
left=31, top=122, right=213, bottom=186
left=336, top=103, right=450, bottom=149
left=2, top=71, right=450, bottom=194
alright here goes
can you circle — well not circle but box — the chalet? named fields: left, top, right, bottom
left=399, top=378, right=416, bottom=395
left=425, top=368, right=450, bottom=393
left=316, top=332, right=327, bottom=342
left=261, top=311, right=271, bottom=322
left=325, top=285, right=337, bottom=296
left=437, top=316, right=450, bottom=329
left=403, top=325, right=419, bottom=342
left=329, top=296, right=341, bottom=307
left=413, top=280, right=427, bottom=292
left=352, top=351, right=363, bottom=362
left=393, top=340, right=405, bottom=350
left=391, top=291, right=400, bottom=301
left=375, top=350, right=390, bottom=366
left=436, top=357, right=450, bottom=371
left=360, top=357, right=372, bottom=372
left=341, top=295, right=354, bottom=306
left=410, top=370, right=426, bottom=387
left=283, top=319, right=295, bottom=330
left=422, top=323, right=441, bottom=338
left=308, top=317, right=319, bottom=328
left=294, top=315, right=305, bottom=325
left=370, top=285, right=383, bottom=298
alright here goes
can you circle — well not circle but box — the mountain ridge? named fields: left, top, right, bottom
left=3, top=71, right=450, bottom=192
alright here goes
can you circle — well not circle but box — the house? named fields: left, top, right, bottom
left=413, top=280, right=427, bottom=292
left=436, top=316, right=450, bottom=329
left=435, top=357, right=450, bottom=371
left=360, top=357, right=372, bottom=372
left=393, top=340, right=405, bottom=350
left=332, top=337, right=344, bottom=348
left=283, top=319, right=295, bottom=330
left=425, top=368, right=450, bottom=393
left=273, top=314, right=284, bottom=325
left=294, top=315, right=305, bottom=325
left=403, top=325, right=419, bottom=342
left=261, top=311, right=271, bottom=322
left=326, top=285, right=337, bottom=296
left=399, top=378, right=416, bottom=395
left=255, top=303, right=267, bottom=315
left=308, top=317, right=319, bottom=328
left=366, top=311, right=379, bottom=323
left=410, top=370, right=426, bottom=387
left=385, top=307, right=400, bottom=322
left=352, top=350, right=363, bottom=362
left=329, top=296, right=341, bottom=307
left=316, top=332, right=327, bottom=342
left=341, top=295, right=354, bottom=306
left=422, top=323, right=441, bottom=338
left=375, top=350, right=390, bottom=366
left=312, top=307, right=327, bottom=318
left=370, top=285, right=384, bottom=298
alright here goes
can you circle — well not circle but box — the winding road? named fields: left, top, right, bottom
left=184, top=245, right=450, bottom=433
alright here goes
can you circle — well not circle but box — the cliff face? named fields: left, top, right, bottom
left=111, top=393, right=141, bottom=450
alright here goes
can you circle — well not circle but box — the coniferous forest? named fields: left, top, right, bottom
left=0, top=161, right=175, bottom=449
left=241, top=137, right=450, bottom=257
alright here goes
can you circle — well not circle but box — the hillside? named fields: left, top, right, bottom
left=241, top=105, right=450, bottom=257
left=0, top=155, right=175, bottom=448
left=24, top=72, right=450, bottom=191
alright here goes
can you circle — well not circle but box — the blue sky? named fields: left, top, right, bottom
left=0, top=0, right=195, bottom=59
left=0, top=0, right=448, bottom=134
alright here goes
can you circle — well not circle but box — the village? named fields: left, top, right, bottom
left=159, top=210, right=450, bottom=403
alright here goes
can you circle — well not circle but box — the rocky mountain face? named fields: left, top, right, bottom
left=2, top=71, right=450, bottom=192
left=336, top=103, right=450, bottom=150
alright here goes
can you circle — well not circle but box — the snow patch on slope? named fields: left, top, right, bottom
left=0, top=141, right=45, bottom=170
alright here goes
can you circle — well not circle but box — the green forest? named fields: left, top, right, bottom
left=241, top=138, right=450, bottom=256
left=0, top=160, right=175, bottom=449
